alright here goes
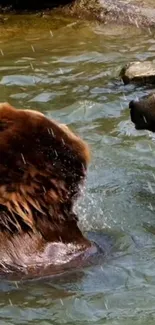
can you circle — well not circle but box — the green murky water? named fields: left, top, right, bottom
left=1, top=14, right=155, bottom=325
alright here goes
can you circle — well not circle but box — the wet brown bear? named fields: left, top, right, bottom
left=129, top=93, right=155, bottom=132
left=0, top=102, right=94, bottom=279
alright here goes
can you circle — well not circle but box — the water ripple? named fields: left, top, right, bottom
left=0, top=15, right=155, bottom=325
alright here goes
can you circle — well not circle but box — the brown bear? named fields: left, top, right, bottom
left=0, top=102, right=96, bottom=279
left=129, top=93, right=155, bottom=132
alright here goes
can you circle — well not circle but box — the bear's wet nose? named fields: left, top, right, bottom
left=129, top=100, right=135, bottom=109
left=129, top=98, right=140, bottom=110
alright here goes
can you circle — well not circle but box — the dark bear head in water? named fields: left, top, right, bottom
left=129, top=93, right=155, bottom=132
left=0, top=103, right=90, bottom=244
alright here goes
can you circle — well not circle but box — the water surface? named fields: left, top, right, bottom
left=0, top=14, right=155, bottom=325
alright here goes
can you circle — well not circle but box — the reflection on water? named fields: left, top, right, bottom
left=1, top=13, right=155, bottom=325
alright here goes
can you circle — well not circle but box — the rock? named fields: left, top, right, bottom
left=1, top=0, right=155, bottom=29
left=120, top=61, right=155, bottom=85
left=66, top=0, right=155, bottom=28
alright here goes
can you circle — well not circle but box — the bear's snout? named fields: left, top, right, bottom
left=129, top=99, right=136, bottom=110
left=129, top=98, right=149, bottom=130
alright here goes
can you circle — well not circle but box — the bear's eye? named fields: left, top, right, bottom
left=0, top=121, right=8, bottom=132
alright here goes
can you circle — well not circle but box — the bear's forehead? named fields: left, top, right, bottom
left=0, top=104, right=75, bottom=139
left=0, top=102, right=90, bottom=167
left=0, top=103, right=71, bottom=133
left=0, top=104, right=43, bottom=120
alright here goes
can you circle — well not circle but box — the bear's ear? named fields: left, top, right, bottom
left=0, top=102, right=16, bottom=114
left=0, top=102, right=13, bottom=109
left=0, top=103, right=19, bottom=133
left=129, top=94, right=155, bottom=132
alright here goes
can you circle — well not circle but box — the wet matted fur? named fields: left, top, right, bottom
left=0, top=102, right=92, bottom=277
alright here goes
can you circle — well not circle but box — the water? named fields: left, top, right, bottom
left=0, top=13, right=155, bottom=325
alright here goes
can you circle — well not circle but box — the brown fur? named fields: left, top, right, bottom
left=0, top=102, right=92, bottom=277
left=129, top=94, right=155, bottom=132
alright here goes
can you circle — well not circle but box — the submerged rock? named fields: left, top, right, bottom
left=120, top=61, right=155, bottom=85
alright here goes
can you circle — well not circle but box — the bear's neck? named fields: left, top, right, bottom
left=35, top=216, right=90, bottom=247
left=0, top=203, right=90, bottom=248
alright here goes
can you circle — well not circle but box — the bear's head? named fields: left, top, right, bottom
left=0, top=103, right=90, bottom=245
left=129, top=93, right=155, bottom=132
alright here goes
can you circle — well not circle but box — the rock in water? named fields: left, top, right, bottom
left=120, top=61, right=155, bottom=85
